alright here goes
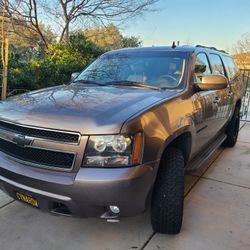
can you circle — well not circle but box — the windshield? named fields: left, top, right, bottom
left=75, top=51, right=187, bottom=89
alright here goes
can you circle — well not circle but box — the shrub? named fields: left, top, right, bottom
left=4, top=34, right=104, bottom=91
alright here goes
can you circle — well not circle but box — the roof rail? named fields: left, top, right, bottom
left=195, top=45, right=228, bottom=54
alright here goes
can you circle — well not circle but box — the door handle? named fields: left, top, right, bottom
left=213, top=97, right=221, bottom=104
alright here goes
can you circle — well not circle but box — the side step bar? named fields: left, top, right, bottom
left=186, top=134, right=227, bottom=172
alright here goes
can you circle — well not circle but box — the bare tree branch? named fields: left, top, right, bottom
left=1, top=0, right=159, bottom=44
left=233, top=33, right=250, bottom=69
left=0, top=0, right=49, bottom=47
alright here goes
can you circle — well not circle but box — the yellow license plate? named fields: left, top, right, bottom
left=15, top=192, right=39, bottom=208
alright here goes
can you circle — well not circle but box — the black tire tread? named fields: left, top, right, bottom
left=151, top=147, right=184, bottom=234
left=223, top=106, right=240, bottom=147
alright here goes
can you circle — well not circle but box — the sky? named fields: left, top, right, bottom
left=122, top=0, right=250, bottom=52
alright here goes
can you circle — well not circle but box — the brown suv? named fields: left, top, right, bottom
left=0, top=45, right=244, bottom=234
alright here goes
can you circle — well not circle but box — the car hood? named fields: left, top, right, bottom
left=0, top=84, right=178, bottom=134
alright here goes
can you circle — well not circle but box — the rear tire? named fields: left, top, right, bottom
left=151, top=147, right=184, bottom=234
left=223, top=106, right=240, bottom=147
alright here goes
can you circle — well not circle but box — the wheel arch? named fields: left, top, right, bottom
left=145, top=128, right=193, bottom=211
left=158, top=128, right=193, bottom=165
left=166, top=132, right=192, bottom=163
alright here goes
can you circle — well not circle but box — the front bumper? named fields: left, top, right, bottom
left=0, top=152, right=159, bottom=218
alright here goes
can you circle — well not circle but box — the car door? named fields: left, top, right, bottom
left=221, top=55, right=240, bottom=118
left=191, top=52, right=220, bottom=154
left=208, top=53, right=232, bottom=129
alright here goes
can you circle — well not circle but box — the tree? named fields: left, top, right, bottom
left=84, top=24, right=122, bottom=49
left=233, top=33, right=250, bottom=69
left=121, top=36, right=142, bottom=48
left=1, top=0, right=158, bottom=46
left=84, top=24, right=142, bottom=49
left=8, top=23, right=56, bottom=49
left=1, top=0, right=51, bottom=48
left=0, top=18, right=56, bottom=61
left=1, top=23, right=56, bottom=60
left=45, top=33, right=103, bottom=65
left=6, top=33, right=104, bottom=91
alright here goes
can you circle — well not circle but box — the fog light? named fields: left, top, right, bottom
left=109, top=205, right=120, bottom=214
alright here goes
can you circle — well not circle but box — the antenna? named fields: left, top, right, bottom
left=172, top=41, right=176, bottom=48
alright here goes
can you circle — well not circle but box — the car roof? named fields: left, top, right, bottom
left=104, top=46, right=195, bottom=55
left=104, top=45, right=229, bottom=56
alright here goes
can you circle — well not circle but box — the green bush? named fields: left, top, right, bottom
left=4, top=34, right=104, bottom=91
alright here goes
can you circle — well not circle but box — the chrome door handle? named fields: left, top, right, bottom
left=213, top=97, right=221, bottom=104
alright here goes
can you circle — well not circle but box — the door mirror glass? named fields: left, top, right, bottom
left=198, top=75, right=228, bottom=91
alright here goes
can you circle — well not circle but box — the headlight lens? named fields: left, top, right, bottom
left=112, top=135, right=131, bottom=153
left=82, top=134, right=142, bottom=168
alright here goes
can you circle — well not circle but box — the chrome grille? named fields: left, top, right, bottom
left=0, top=120, right=82, bottom=171
left=0, top=120, right=80, bottom=143
left=0, top=138, right=75, bottom=169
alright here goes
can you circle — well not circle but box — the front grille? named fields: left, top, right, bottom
left=0, top=120, right=79, bottom=143
left=0, top=138, right=75, bottom=169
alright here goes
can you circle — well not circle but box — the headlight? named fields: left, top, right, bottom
left=82, top=133, right=142, bottom=168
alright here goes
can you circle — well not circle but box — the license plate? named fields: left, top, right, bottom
left=15, top=191, right=39, bottom=208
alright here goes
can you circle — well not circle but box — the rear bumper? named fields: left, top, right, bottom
left=0, top=153, right=159, bottom=218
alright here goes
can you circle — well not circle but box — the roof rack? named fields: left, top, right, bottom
left=195, top=45, right=228, bottom=54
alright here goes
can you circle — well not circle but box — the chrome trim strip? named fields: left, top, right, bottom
left=0, top=134, right=77, bottom=171
left=0, top=176, right=71, bottom=201
left=0, top=119, right=81, bottom=145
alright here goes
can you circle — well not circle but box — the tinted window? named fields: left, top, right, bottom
left=76, top=51, right=187, bottom=89
left=221, top=55, right=238, bottom=80
left=209, top=54, right=225, bottom=75
left=194, top=53, right=211, bottom=83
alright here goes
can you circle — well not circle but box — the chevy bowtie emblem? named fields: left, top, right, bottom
left=12, top=134, right=33, bottom=147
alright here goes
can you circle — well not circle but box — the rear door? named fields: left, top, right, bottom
left=208, top=53, right=232, bottom=130
left=191, top=52, right=220, bottom=153
left=221, top=55, right=240, bottom=118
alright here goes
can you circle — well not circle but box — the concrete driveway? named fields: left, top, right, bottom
left=1, top=123, right=250, bottom=250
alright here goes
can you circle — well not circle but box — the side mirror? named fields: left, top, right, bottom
left=198, top=75, right=228, bottom=91
left=71, top=72, right=80, bottom=81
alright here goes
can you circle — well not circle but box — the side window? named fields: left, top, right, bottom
left=221, top=55, right=238, bottom=80
left=209, top=53, right=225, bottom=75
left=195, top=53, right=211, bottom=83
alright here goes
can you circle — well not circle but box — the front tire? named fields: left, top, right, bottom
left=151, top=147, right=184, bottom=234
left=223, top=106, right=240, bottom=147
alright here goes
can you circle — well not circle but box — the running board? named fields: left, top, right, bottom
left=186, top=134, right=227, bottom=172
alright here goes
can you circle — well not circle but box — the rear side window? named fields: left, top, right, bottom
left=209, top=54, right=225, bottom=75
left=221, top=56, right=238, bottom=80
left=194, top=53, right=211, bottom=83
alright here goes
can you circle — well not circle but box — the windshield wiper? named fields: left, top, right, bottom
left=72, top=79, right=105, bottom=86
left=105, top=80, right=161, bottom=90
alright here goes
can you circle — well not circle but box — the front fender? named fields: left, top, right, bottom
left=121, top=96, right=196, bottom=165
